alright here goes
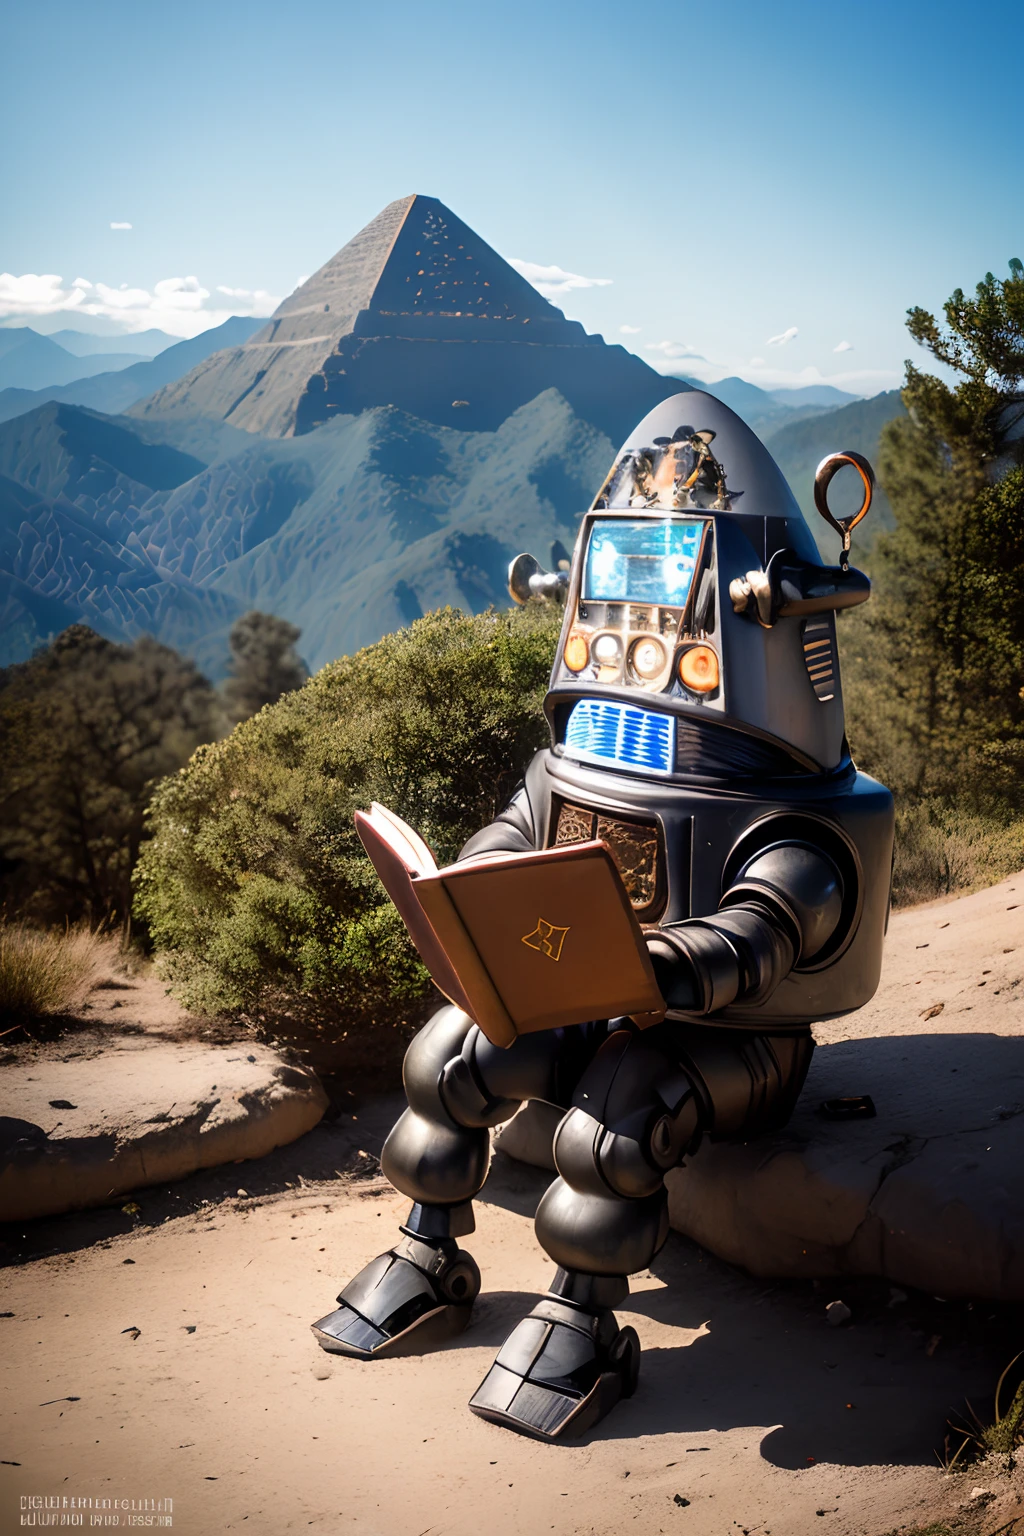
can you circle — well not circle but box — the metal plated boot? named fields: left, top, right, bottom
left=311, top=1234, right=481, bottom=1359
left=468, top=1292, right=640, bottom=1441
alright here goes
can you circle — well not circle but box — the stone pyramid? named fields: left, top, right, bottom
left=131, top=195, right=686, bottom=442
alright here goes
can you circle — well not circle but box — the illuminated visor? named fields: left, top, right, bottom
left=584, top=519, right=704, bottom=606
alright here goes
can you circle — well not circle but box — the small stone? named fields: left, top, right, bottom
left=236, top=1189, right=248, bottom=1198
left=969, top=1488, right=992, bottom=1501
left=825, top=1300, right=851, bottom=1327
left=673, top=1493, right=690, bottom=1507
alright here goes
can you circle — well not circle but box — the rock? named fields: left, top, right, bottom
left=493, top=1100, right=559, bottom=1170
left=826, top=1300, right=851, bottom=1327
left=664, top=1022, right=1024, bottom=1302
left=0, top=1039, right=328, bottom=1222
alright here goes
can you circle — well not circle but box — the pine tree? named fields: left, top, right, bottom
left=846, top=260, right=1024, bottom=814
left=0, top=626, right=220, bottom=925
left=222, top=611, right=310, bottom=725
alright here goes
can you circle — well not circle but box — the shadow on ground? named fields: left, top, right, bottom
left=2, top=1080, right=1019, bottom=1476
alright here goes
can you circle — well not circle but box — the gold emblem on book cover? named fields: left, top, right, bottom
left=521, top=918, right=570, bottom=962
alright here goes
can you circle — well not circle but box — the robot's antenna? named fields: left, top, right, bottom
left=814, top=451, right=874, bottom=569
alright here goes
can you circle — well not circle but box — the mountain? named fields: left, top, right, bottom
left=130, top=194, right=689, bottom=444
left=0, top=193, right=906, bottom=680
left=678, top=374, right=837, bottom=436
left=0, top=404, right=245, bottom=673
left=762, top=389, right=907, bottom=544
left=768, top=385, right=861, bottom=409
left=0, top=328, right=142, bottom=391
left=48, top=328, right=177, bottom=358
left=0, top=317, right=265, bottom=426
left=0, top=391, right=612, bottom=673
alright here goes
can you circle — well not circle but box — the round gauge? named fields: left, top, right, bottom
left=629, top=636, right=666, bottom=681
left=679, top=644, right=720, bottom=693
left=563, top=631, right=590, bottom=672
left=592, top=633, right=621, bottom=663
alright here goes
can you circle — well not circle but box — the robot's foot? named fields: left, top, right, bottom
left=312, top=1235, right=481, bottom=1359
left=469, top=1296, right=640, bottom=1441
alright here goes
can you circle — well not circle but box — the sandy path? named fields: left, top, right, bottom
left=2, top=1146, right=1017, bottom=1536
left=3, top=875, right=1024, bottom=1535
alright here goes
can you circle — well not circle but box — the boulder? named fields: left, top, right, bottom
left=0, top=1036, right=328, bottom=1222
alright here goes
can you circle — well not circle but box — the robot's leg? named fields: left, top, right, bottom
left=313, top=1004, right=564, bottom=1358
left=471, top=1026, right=700, bottom=1439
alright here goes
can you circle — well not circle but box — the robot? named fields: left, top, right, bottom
left=311, top=390, right=894, bottom=1441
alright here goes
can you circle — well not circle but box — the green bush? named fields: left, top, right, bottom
left=135, top=604, right=561, bottom=1067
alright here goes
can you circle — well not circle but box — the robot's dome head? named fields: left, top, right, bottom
left=530, top=391, right=872, bottom=783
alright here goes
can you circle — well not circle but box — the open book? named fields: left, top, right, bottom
left=355, top=802, right=666, bottom=1049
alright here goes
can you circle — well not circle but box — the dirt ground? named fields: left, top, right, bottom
left=2, top=1101, right=1023, bottom=1536
left=2, top=875, right=1024, bottom=1536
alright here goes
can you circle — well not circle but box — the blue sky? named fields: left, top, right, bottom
left=2, top=0, right=1022, bottom=394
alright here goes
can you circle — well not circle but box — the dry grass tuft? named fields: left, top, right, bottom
left=0, top=922, right=119, bottom=1022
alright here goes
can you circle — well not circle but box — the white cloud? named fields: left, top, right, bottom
left=750, top=355, right=765, bottom=366
left=833, top=340, right=854, bottom=353
left=509, top=258, right=612, bottom=297
left=645, top=339, right=704, bottom=360
left=110, top=222, right=132, bottom=230
left=767, top=326, right=799, bottom=346
left=0, top=270, right=282, bottom=338
left=619, top=324, right=641, bottom=334
left=734, top=359, right=898, bottom=391
left=216, top=283, right=280, bottom=310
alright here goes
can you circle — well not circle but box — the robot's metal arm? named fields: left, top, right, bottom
left=645, top=842, right=844, bottom=1014
left=457, top=786, right=536, bottom=861
left=729, top=549, right=870, bottom=629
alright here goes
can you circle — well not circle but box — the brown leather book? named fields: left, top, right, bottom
left=355, top=802, right=666, bottom=1049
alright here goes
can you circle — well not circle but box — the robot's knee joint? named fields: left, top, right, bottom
left=438, top=1051, right=519, bottom=1129
left=597, top=1128, right=664, bottom=1199
left=380, top=1107, right=489, bottom=1207
left=553, top=1107, right=664, bottom=1200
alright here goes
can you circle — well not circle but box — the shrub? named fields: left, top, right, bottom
left=0, top=923, right=117, bottom=1021
left=892, top=800, right=1024, bottom=908
left=135, top=603, right=561, bottom=1067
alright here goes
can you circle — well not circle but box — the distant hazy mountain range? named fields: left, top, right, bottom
left=47, top=328, right=175, bottom=358
left=0, top=195, right=905, bottom=674
left=0, top=328, right=144, bottom=392
left=0, top=318, right=265, bottom=424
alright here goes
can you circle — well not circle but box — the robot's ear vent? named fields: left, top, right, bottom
left=802, top=617, right=837, bottom=702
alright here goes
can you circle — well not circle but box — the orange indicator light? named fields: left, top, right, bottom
left=563, top=632, right=590, bottom=672
left=679, top=645, right=719, bottom=693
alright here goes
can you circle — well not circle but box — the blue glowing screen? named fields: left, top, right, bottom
left=583, top=519, right=704, bottom=606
